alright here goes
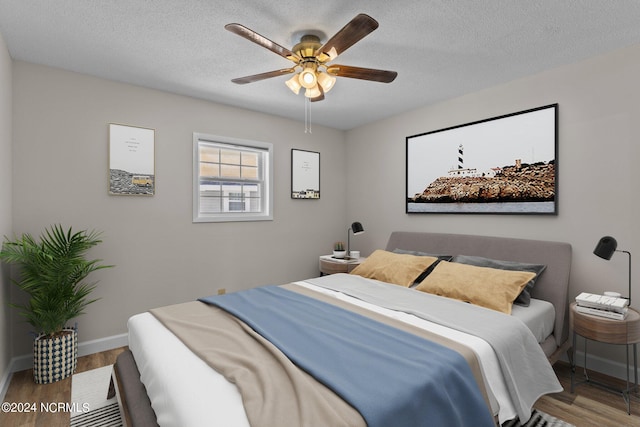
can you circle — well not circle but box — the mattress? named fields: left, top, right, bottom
left=511, top=298, right=555, bottom=344
left=127, top=278, right=557, bottom=426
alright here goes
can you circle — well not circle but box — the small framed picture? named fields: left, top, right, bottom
left=291, top=149, right=320, bottom=199
left=109, top=123, right=155, bottom=196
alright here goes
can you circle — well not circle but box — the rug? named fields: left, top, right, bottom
left=502, top=409, right=575, bottom=427
left=70, top=365, right=123, bottom=427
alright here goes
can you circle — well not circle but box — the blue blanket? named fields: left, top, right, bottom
left=199, top=286, right=494, bottom=427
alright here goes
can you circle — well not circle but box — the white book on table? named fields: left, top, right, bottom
left=320, top=255, right=360, bottom=263
left=575, top=304, right=628, bottom=320
left=575, top=292, right=629, bottom=314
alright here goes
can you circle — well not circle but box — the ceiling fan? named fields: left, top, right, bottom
left=225, top=13, right=398, bottom=102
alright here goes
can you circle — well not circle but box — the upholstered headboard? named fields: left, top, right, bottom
left=385, top=231, right=572, bottom=361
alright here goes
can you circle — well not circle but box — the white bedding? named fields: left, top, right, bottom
left=127, top=279, right=554, bottom=426
left=128, top=311, right=250, bottom=427
left=511, top=298, right=555, bottom=344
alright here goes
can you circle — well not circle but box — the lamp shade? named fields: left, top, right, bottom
left=351, top=221, right=364, bottom=235
left=285, top=75, right=302, bottom=95
left=298, top=64, right=317, bottom=89
left=594, top=236, right=617, bottom=260
left=304, top=84, right=322, bottom=99
left=317, top=72, right=336, bottom=93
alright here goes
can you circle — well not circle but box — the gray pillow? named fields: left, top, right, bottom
left=393, top=249, right=453, bottom=286
left=450, top=255, right=546, bottom=307
left=392, top=248, right=453, bottom=261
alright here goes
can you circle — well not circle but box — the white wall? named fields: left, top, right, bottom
left=0, top=31, right=13, bottom=393
left=10, top=61, right=347, bottom=356
left=7, top=42, right=640, bottom=380
left=346, top=43, right=640, bottom=376
left=0, top=30, right=13, bottom=396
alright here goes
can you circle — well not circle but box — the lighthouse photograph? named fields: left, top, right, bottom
left=406, top=104, right=557, bottom=214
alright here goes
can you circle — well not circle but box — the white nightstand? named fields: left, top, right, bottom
left=319, top=255, right=364, bottom=276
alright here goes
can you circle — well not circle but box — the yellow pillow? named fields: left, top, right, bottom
left=349, top=249, right=438, bottom=287
left=414, top=261, right=535, bottom=314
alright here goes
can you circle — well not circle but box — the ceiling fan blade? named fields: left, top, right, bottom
left=231, top=68, right=295, bottom=85
left=326, top=65, right=397, bottom=83
left=315, top=14, right=379, bottom=61
left=225, top=23, right=300, bottom=62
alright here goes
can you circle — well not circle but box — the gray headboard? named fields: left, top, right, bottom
left=385, top=231, right=572, bottom=360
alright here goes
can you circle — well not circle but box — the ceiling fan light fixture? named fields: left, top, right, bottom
left=299, top=71, right=316, bottom=88
left=298, top=63, right=318, bottom=89
left=304, top=84, right=322, bottom=98
left=285, top=74, right=302, bottom=94
left=317, top=72, right=336, bottom=93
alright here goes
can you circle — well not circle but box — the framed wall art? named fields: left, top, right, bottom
left=406, top=104, right=558, bottom=214
left=109, top=123, right=155, bottom=196
left=291, top=149, right=320, bottom=199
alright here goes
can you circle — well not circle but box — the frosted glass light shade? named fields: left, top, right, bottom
left=317, top=72, right=336, bottom=93
left=304, top=84, right=322, bottom=98
left=298, top=64, right=317, bottom=89
left=285, top=75, right=302, bottom=94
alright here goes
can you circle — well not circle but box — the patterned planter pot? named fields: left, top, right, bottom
left=33, top=327, right=78, bottom=384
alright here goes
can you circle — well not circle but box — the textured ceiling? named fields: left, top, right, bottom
left=1, top=1, right=640, bottom=130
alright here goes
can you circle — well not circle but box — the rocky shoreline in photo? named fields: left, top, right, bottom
left=109, top=169, right=154, bottom=196
left=409, top=162, right=555, bottom=203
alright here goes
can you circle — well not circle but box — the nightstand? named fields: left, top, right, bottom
left=570, top=302, right=640, bottom=414
left=319, top=255, right=364, bottom=276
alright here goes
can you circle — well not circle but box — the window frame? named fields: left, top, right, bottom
left=193, top=133, right=273, bottom=223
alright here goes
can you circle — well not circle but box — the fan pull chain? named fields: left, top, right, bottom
left=305, top=97, right=312, bottom=134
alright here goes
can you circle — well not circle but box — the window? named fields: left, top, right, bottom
left=193, top=133, right=273, bottom=222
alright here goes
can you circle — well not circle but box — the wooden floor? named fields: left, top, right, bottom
left=0, top=347, right=126, bottom=427
left=536, top=361, right=639, bottom=427
left=0, top=348, right=638, bottom=426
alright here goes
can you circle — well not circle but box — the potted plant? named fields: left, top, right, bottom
left=333, top=241, right=346, bottom=259
left=0, top=224, right=113, bottom=384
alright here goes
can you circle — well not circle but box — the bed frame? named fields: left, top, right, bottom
left=113, top=231, right=572, bottom=426
left=385, top=231, right=572, bottom=362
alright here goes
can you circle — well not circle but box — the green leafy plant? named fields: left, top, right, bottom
left=334, top=241, right=345, bottom=251
left=0, top=225, right=113, bottom=337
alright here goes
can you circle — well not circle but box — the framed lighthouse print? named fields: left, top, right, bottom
left=406, top=104, right=558, bottom=215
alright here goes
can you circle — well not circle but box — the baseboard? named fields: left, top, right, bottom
left=0, top=363, right=13, bottom=404
left=560, top=350, right=637, bottom=382
left=0, top=332, right=128, bottom=402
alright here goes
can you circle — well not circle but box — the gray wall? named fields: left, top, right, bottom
left=0, top=32, right=13, bottom=389
left=10, top=61, right=347, bottom=355
left=346, top=43, right=640, bottom=375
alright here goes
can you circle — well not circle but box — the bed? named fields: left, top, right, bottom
left=113, top=231, right=572, bottom=427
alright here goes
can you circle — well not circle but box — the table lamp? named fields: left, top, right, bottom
left=594, top=236, right=632, bottom=306
left=347, top=222, right=364, bottom=258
